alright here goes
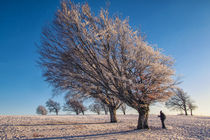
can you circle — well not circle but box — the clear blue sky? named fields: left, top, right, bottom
left=0, top=0, right=210, bottom=115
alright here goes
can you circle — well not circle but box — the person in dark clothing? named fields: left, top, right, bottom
left=158, top=110, right=166, bottom=129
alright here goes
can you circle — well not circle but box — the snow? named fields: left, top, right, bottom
left=0, top=114, right=209, bottom=140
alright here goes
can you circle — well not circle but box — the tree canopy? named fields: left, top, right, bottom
left=39, top=0, right=176, bottom=129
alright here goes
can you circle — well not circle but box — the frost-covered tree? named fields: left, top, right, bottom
left=166, top=89, right=189, bottom=116
left=120, top=103, right=127, bottom=115
left=36, top=105, right=47, bottom=115
left=187, top=100, right=197, bottom=116
left=63, top=95, right=87, bottom=115
left=38, top=1, right=176, bottom=129
left=46, top=99, right=61, bottom=115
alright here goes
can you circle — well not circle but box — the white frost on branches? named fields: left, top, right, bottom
left=39, top=0, right=176, bottom=129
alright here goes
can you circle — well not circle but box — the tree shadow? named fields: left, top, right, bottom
left=0, top=122, right=111, bottom=127
left=25, top=129, right=141, bottom=140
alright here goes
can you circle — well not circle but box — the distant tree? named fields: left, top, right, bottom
left=187, top=100, right=197, bottom=116
left=36, top=105, right=47, bottom=115
left=46, top=99, right=61, bottom=115
left=63, top=95, right=87, bottom=115
left=92, top=99, right=109, bottom=115
left=89, top=101, right=102, bottom=115
left=81, top=89, right=121, bottom=122
left=120, top=103, right=127, bottom=115
left=165, top=88, right=190, bottom=116
left=100, top=101, right=109, bottom=115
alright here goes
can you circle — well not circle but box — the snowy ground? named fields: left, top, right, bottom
left=0, top=114, right=209, bottom=140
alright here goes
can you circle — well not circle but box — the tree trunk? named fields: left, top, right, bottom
left=190, top=109, right=193, bottom=116
left=123, top=110, right=126, bottom=115
left=184, top=105, right=188, bottom=116
left=137, top=105, right=149, bottom=129
left=56, top=110, right=58, bottom=115
left=109, top=107, right=117, bottom=123
left=76, top=111, right=79, bottom=115
left=82, top=111, right=84, bottom=115
left=184, top=109, right=188, bottom=116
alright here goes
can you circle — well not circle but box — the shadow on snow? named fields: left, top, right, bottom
left=0, top=122, right=112, bottom=127
left=24, top=129, right=141, bottom=140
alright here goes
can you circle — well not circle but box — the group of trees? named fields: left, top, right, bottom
left=37, top=90, right=197, bottom=117
left=63, top=93, right=86, bottom=115
left=63, top=98, right=86, bottom=115
left=37, top=97, right=128, bottom=116
left=38, top=0, right=196, bottom=129
left=165, top=88, right=197, bottom=116
left=36, top=99, right=61, bottom=115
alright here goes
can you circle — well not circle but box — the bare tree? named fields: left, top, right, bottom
left=63, top=95, right=87, bottom=115
left=38, top=1, right=176, bottom=129
left=165, top=88, right=189, bottom=116
left=89, top=101, right=102, bottom=115
left=46, top=99, right=61, bottom=115
left=36, top=105, right=47, bottom=115
left=120, top=103, right=127, bottom=115
left=188, top=100, right=197, bottom=116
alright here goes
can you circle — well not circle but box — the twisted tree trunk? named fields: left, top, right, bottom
left=109, top=106, right=117, bottom=123
left=137, top=105, right=149, bottom=129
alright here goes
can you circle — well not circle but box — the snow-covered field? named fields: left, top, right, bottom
left=0, top=114, right=209, bottom=140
